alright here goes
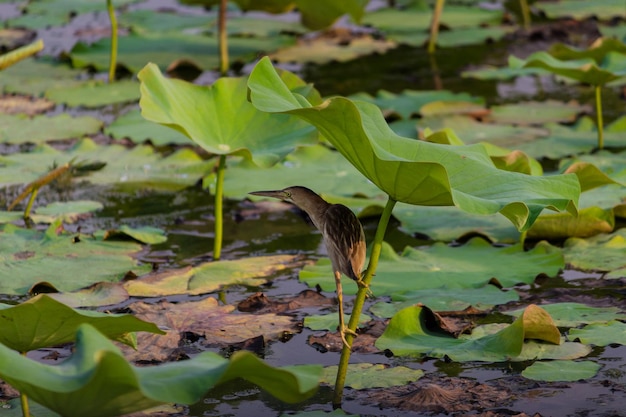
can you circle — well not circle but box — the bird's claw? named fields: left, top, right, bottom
left=339, top=326, right=357, bottom=350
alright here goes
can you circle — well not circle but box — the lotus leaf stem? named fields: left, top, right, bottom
left=333, top=196, right=397, bottom=407
left=427, top=0, right=445, bottom=54
left=519, top=0, right=531, bottom=30
left=213, top=154, right=227, bottom=260
left=106, top=0, right=117, bottom=83
left=595, top=85, right=604, bottom=150
left=218, top=0, right=229, bottom=75
left=0, top=39, right=43, bottom=70
left=20, top=352, right=29, bottom=417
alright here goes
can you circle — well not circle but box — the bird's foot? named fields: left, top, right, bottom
left=339, top=326, right=357, bottom=350
left=356, top=279, right=373, bottom=298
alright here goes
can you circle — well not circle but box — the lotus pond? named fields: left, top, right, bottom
left=0, top=0, right=625, bottom=416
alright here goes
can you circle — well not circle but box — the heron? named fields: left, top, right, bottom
left=249, top=186, right=366, bottom=348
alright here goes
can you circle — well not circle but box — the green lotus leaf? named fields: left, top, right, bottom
left=0, top=294, right=163, bottom=352
left=0, top=200, right=103, bottom=225
left=99, top=225, right=167, bottom=245
left=0, top=324, right=321, bottom=417
left=506, top=302, right=626, bottom=327
left=375, top=304, right=570, bottom=361
left=0, top=222, right=150, bottom=295
left=248, top=57, right=580, bottom=232
left=138, top=62, right=318, bottom=168
left=486, top=100, right=589, bottom=125
left=549, top=38, right=626, bottom=64
left=535, top=1, right=626, bottom=21
left=300, top=239, right=563, bottom=297
left=106, top=108, right=193, bottom=145
left=562, top=229, right=626, bottom=272
left=568, top=321, right=626, bottom=346
left=527, top=206, right=615, bottom=239
left=44, top=80, right=140, bottom=108
left=522, top=360, right=601, bottom=382
left=0, top=58, right=85, bottom=97
left=0, top=113, right=102, bottom=144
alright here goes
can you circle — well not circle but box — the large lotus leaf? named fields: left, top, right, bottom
left=0, top=324, right=321, bottom=417
left=519, top=51, right=626, bottom=86
left=506, top=302, right=626, bottom=327
left=0, top=295, right=163, bottom=352
left=45, top=80, right=140, bottom=108
left=521, top=360, right=601, bottom=382
left=321, top=363, right=424, bottom=389
left=212, top=145, right=382, bottom=200
left=0, top=113, right=102, bottom=144
left=562, top=229, right=626, bottom=272
left=300, top=238, right=563, bottom=297
left=0, top=222, right=150, bottom=295
left=139, top=62, right=317, bottom=168
left=105, top=109, right=192, bottom=146
left=124, top=254, right=301, bottom=297
left=568, top=321, right=626, bottom=346
left=535, top=0, right=626, bottom=20
left=0, top=138, right=213, bottom=191
left=69, top=32, right=292, bottom=73
left=375, top=305, right=574, bottom=361
left=370, top=285, right=519, bottom=318
left=352, top=90, right=484, bottom=120
left=248, top=57, right=580, bottom=232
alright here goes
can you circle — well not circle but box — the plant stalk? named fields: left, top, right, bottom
left=218, top=0, right=229, bottom=75
left=427, top=0, right=445, bottom=54
left=106, top=0, right=118, bottom=83
left=595, top=85, right=604, bottom=150
left=519, top=0, right=531, bottom=30
left=20, top=352, right=29, bottom=417
left=213, top=155, right=227, bottom=261
left=24, top=188, right=38, bottom=219
left=332, top=196, right=397, bottom=407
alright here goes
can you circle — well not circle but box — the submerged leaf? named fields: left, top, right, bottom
left=0, top=324, right=320, bottom=417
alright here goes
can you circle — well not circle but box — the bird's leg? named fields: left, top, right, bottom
left=335, top=271, right=357, bottom=349
left=355, top=274, right=373, bottom=299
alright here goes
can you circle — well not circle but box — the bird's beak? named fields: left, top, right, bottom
left=249, top=190, right=288, bottom=200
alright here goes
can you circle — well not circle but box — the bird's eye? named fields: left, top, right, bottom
left=285, top=191, right=291, bottom=198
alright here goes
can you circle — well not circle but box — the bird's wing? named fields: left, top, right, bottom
left=323, top=204, right=366, bottom=281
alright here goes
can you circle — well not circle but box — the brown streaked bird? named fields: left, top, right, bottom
left=249, top=186, right=366, bottom=348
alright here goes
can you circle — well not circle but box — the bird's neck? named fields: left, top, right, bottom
left=298, top=195, right=330, bottom=231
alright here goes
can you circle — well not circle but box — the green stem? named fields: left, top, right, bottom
left=427, top=0, right=445, bottom=54
left=20, top=352, right=29, bottom=417
left=213, top=155, right=227, bottom=261
left=106, top=0, right=117, bottom=83
left=595, top=85, right=604, bottom=150
left=218, top=0, right=229, bottom=75
left=332, top=196, right=397, bottom=407
left=519, top=0, right=531, bottom=30
left=24, top=188, right=38, bottom=219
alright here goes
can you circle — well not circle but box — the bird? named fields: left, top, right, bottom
left=249, top=186, right=366, bottom=349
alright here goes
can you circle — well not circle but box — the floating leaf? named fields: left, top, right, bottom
left=0, top=294, right=163, bottom=352
left=321, top=363, right=424, bottom=389
left=486, top=100, right=589, bottom=125
left=562, top=229, right=626, bottom=272
left=568, top=321, right=626, bottom=346
left=506, top=303, right=626, bottom=327
left=300, top=239, right=563, bottom=297
left=48, top=282, right=130, bottom=308
left=0, top=200, right=103, bottom=224
left=522, top=360, right=601, bottom=382
left=0, top=113, right=102, bottom=144
left=124, top=254, right=301, bottom=297
left=0, top=324, right=320, bottom=417
left=139, top=62, right=317, bottom=168
left=535, top=1, right=626, bottom=22
left=0, top=222, right=149, bottom=295
left=101, top=225, right=167, bottom=245
left=248, top=57, right=580, bottom=232
left=527, top=206, right=615, bottom=239
left=45, top=80, right=140, bottom=108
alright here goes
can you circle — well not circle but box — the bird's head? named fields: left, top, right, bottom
left=249, top=186, right=327, bottom=215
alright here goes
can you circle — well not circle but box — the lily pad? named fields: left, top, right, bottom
left=562, top=229, right=626, bottom=272
left=0, top=324, right=320, bottom=417
left=0, top=58, right=85, bottom=97
left=321, top=363, right=424, bottom=389
left=300, top=239, right=564, bottom=297
left=535, top=0, right=626, bottom=21
left=486, top=100, right=589, bottom=125
left=139, top=62, right=318, bottom=168
left=0, top=294, right=163, bottom=352
left=45, top=80, right=141, bottom=108
left=506, top=303, right=626, bottom=327
left=0, top=113, right=102, bottom=144
left=0, top=200, right=103, bottom=224
left=100, top=225, right=167, bottom=245
left=248, top=57, right=580, bottom=232
left=0, top=222, right=149, bottom=295
left=527, top=206, right=615, bottom=240
left=522, top=360, right=601, bottom=382
left=568, top=321, right=626, bottom=346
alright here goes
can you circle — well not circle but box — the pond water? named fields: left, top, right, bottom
left=1, top=1, right=626, bottom=416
